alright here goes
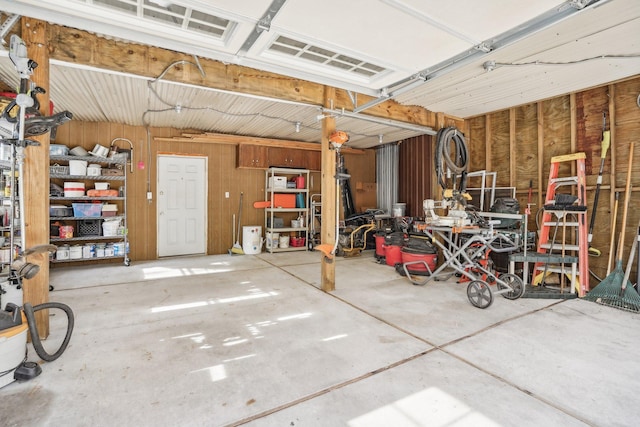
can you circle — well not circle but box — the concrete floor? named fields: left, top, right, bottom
left=1, top=250, right=640, bottom=426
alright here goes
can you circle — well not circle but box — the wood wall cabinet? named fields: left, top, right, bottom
left=306, top=151, right=321, bottom=171
left=267, top=147, right=305, bottom=168
left=237, top=144, right=321, bottom=170
left=237, top=144, right=268, bottom=168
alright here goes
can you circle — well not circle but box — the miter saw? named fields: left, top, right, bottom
left=0, top=34, right=72, bottom=143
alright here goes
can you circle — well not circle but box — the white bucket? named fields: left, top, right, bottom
left=69, top=160, right=88, bottom=175
left=266, top=232, right=280, bottom=249
left=102, top=219, right=121, bottom=236
left=69, top=245, right=83, bottom=259
left=242, top=225, right=262, bottom=254
left=279, top=235, right=290, bottom=248
left=64, top=182, right=85, bottom=197
left=392, top=203, right=406, bottom=217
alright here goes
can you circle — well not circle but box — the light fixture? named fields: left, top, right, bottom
left=483, top=61, right=496, bottom=72
left=378, top=134, right=384, bottom=144
left=295, top=122, right=301, bottom=133
left=175, top=103, right=182, bottom=114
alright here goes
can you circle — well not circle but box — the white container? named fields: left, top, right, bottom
left=49, top=144, right=69, bottom=156
left=268, top=176, right=287, bottom=189
left=392, top=203, right=406, bottom=217
left=102, top=219, right=121, bottom=236
left=242, top=225, right=262, bottom=254
left=69, top=146, right=88, bottom=156
left=82, top=243, right=95, bottom=259
left=69, top=245, right=83, bottom=260
left=266, top=232, right=279, bottom=249
left=291, top=219, right=301, bottom=228
left=279, top=235, right=290, bottom=248
left=87, top=164, right=101, bottom=176
left=56, top=245, right=70, bottom=260
left=64, top=182, right=85, bottom=197
left=95, top=244, right=105, bottom=258
left=68, top=160, right=88, bottom=175
left=90, top=144, right=109, bottom=157
left=105, top=244, right=114, bottom=257
left=94, top=182, right=110, bottom=190
left=113, top=242, right=125, bottom=256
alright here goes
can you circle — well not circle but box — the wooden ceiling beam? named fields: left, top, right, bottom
left=46, top=24, right=460, bottom=131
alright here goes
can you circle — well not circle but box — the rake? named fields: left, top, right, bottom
left=583, top=218, right=640, bottom=312
left=583, top=142, right=640, bottom=312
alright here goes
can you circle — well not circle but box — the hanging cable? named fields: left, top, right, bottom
left=435, top=126, right=469, bottom=192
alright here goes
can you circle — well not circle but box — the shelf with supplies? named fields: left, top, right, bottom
left=0, top=144, right=22, bottom=274
left=264, top=167, right=309, bottom=253
left=49, top=147, right=129, bottom=266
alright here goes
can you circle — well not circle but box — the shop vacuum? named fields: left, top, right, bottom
left=0, top=249, right=75, bottom=389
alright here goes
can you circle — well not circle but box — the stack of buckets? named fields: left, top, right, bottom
left=375, top=231, right=437, bottom=275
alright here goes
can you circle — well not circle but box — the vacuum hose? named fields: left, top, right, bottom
left=24, top=302, right=74, bottom=362
left=435, top=126, right=469, bottom=192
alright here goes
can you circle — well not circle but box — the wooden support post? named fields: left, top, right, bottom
left=608, top=85, right=616, bottom=216
left=22, top=18, right=51, bottom=338
left=320, top=88, right=336, bottom=292
left=570, top=93, right=577, bottom=180
left=509, top=108, right=516, bottom=187
left=485, top=114, right=492, bottom=171
left=537, top=102, right=544, bottom=211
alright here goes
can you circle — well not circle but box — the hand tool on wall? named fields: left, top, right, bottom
left=584, top=142, right=640, bottom=312
left=525, top=179, right=533, bottom=215
left=607, top=192, right=619, bottom=275
left=587, top=113, right=610, bottom=257
left=230, top=193, right=244, bottom=255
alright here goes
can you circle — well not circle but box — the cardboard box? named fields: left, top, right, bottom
left=273, top=194, right=296, bottom=208
left=268, top=176, right=287, bottom=189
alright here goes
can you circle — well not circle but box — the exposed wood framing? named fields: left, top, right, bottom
left=467, top=74, right=640, bottom=285
left=46, top=24, right=462, bottom=131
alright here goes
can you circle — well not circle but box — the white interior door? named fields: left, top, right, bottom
left=157, top=155, right=207, bottom=257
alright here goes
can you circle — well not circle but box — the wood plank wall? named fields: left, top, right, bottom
left=51, top=123, right=375, bottom=262
left=466, top=75, right=640, bottom=283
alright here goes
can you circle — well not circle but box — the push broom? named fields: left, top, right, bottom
left=583, top=142, right=640, bottom=312
left=229, top=192, right=244, bottom=255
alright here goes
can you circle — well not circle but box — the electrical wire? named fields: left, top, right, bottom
left=492, top=53, right=640, bottom=68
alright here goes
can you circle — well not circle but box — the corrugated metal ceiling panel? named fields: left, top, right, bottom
left=0, top=55, right=424, bottom=148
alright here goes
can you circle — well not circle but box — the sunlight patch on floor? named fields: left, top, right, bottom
left=348, top=387, right=499, bottom=427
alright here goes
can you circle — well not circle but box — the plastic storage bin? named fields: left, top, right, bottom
left=72, top=203, right=102, bottom=217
